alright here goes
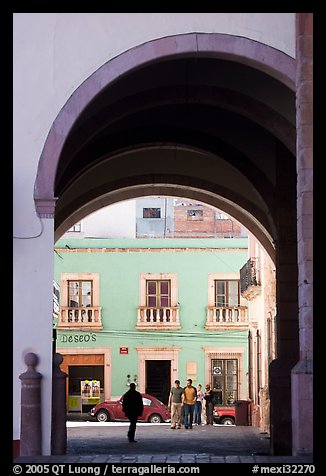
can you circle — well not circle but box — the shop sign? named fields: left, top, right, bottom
left=59, top=333, right=97, bottom=343
left=81, top=380, right=100, bottom=405
left=119, top=346, right=129, bottom=354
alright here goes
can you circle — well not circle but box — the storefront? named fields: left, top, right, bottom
left=59, top=353, right=105, bottom=412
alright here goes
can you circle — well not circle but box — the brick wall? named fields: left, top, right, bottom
left=174, top=205, right=242, bottom=238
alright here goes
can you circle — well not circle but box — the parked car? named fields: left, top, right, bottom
left=213, top=405, right=235, bottom=425
left=90, top=393, right=171, bottom=423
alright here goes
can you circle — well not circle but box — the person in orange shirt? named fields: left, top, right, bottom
left=181, top=379, right=197, bottom=429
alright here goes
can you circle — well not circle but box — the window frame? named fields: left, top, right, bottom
left=187, top=209, right=204, bottom=221
left=68, top=222, right=81, bottom=232
left=208, top=273, right=244, bottom=308
left=140, top=273, right=178, bottom=307
left=203, top=347, right=246, bottom=401
left=61, top=273, right=100, bottom=308
left=211, top=358, right=238, bottom=404
left=143, top=208, right=161, bottom=219
left=68, top=280, right=93, bottom=308
left=214, top=279, right=240, bottom=307
left=146, top=280, right=171, bottom=308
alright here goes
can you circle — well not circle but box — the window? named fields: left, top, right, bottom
left=146, top=280, right=171, bottom=321
left=146, top=280, right=171, bottom=308
left=58, top=273, right=102, bottom=329
left=142, top=397, right=153, bottom=407
left=214, top=280, right=240, bottom=307
left=256, top=330, right=262, bottom=405
left=211, top=359, right=238, bottom=404
left=248, top=330, right=254, bottom=401
left=216, top=212, right=229, bottom=220
left=68, top=280, right=93, bottom=308
left=67, top=280, right=93, bottom=322
left=53, top=280, right=60, bottom=317
left=143, top=208, right=161, bottom=218
left=137, top=273, right=180, bottom=329
left=68, top=222, right=81, bottom=232
left=187, top=209, right=203, bottom=221
left=267, top=313, right=276, bottom=364
left=207, top=274, right=247, bottom=329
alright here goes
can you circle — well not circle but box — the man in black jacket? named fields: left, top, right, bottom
left=122, top=383, right=144, bottom=442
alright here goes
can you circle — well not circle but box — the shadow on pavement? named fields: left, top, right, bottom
left=67, top=419, right=271, bottom=457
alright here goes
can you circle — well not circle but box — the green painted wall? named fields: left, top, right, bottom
left=54, top=238, right=248, bottom=397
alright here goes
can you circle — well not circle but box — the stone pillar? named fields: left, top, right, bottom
left=269, top=142, right=299, bottom=455
left=291, top=12, right=313, bottom=456
left=51, top=353, right=67, bottom=455
left=19, top=353, right=42, bottom=456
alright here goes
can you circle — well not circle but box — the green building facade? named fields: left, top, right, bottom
left=54, top=238, right=249, bottom=411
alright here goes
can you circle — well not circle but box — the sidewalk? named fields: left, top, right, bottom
left=15, top=454, right=313, bottom=464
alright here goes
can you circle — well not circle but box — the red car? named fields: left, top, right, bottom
left=213, top=405, right=235, bottom=425
left=90, top=393, right=171, bottom=423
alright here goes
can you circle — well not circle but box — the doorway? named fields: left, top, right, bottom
left=145, top=360, right=171, bottom=404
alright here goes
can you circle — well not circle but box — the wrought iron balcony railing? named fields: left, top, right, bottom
left=240, top=258, right=261, bottom=300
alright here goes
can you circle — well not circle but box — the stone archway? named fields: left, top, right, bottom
left=33, top=29, right=312, bottom=456
left=34, top=32, right=295, bottom=215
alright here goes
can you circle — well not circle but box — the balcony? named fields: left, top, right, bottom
left=136, top=306, right=181, bottom=330
left=240, top=258, right=261, bottom=301
left=205, top=306, right=248, bottom=330
left=58, top=306, right=102, bottom=330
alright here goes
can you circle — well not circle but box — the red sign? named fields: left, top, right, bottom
left=119, top=346, right=129, bottom=354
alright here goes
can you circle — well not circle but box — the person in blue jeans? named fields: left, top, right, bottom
left=194, top=384, right=204, bottom=425
left=181, top=379, right=197, bottom=429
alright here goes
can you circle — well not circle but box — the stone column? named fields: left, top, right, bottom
left=269, top=142, right=299, bottom=455
left=19, top=353, right=42, bottom=456
left=51, top=353, right=67, bottom=455
left=291, top=12, right=313, bottom=456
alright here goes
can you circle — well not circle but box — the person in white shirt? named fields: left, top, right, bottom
left=194, top=384, right=204, bottom=425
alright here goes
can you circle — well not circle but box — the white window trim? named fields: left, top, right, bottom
left=208, top=272, right=245, bottom=307
left=203, top=346, right=246, bottom=400
left=139, top=273, right=178, bottom=306
left=136, top=347, right=181, bottom=393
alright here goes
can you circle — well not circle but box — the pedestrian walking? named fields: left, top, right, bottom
left=168, top=379, right=183, bottom=429
left=122, top=383, right=144, bottom=442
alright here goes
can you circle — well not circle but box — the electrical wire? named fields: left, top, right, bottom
left=197, top=237, right=248, bottom=272
left=57, top=327, right=247, bottom=340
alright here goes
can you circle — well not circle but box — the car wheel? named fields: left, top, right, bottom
left=96, top=410, right=110, bottom=422
left=149, top=413, right=163, bottom=423
left=220, top=416, right=235, bottom=425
